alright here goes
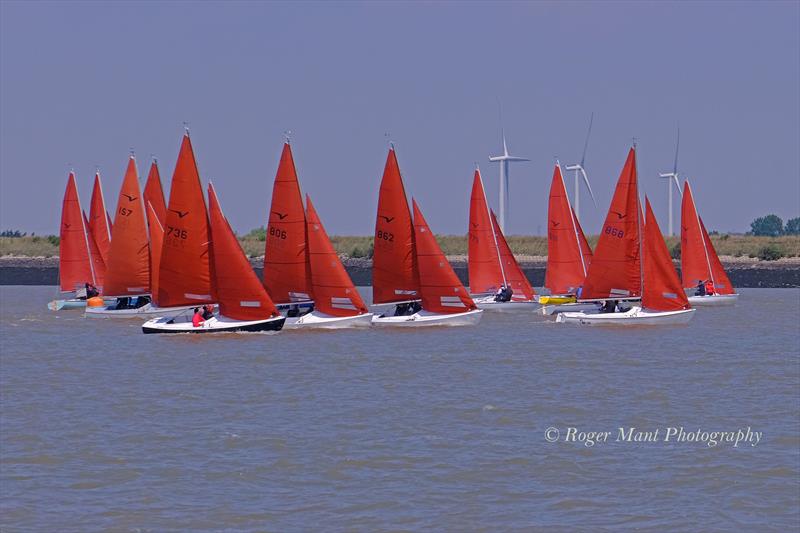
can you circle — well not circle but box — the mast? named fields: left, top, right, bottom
left=78, top=186, right=97, bottom=286
left=633, top=143, right=644, bottom=297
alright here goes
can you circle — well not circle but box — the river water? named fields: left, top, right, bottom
left=1, top=286, right=798, bottom=531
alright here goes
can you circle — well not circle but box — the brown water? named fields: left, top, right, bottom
left=1, top=286, right=799, bottom=530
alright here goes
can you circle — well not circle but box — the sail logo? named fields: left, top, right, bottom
left=170, top=209, right=189, bottom=219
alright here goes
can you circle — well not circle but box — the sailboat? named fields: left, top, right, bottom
left=48, top=172, right=101, bottom=310
left=261, top=142, right=370, bottom=328
left=143, top=183, right=285, bottom=333
left=86, top=156, right=159, bottom=317
left=539, top=163, right=597, bottom=315
left=468, top=169, right=536, bottom=311
left=556, top=148, right=695, bottom=326
left=262, top=142, right=312, bottom=310
left=371, top=148, right=482, bottom=327
left=681, top=180, right=739, bottom=306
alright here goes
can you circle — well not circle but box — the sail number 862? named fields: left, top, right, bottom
left=377, top=230, right=394, bottom=242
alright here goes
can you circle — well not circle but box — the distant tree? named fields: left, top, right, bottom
left=785, top=217, right=800, bottom=235
left=750, top=215, right=783, bottom=236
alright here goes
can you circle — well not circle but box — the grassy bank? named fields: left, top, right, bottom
left=3, top=233, right=799, bottom=260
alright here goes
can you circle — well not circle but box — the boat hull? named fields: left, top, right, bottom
left=142, top=314, right=285, bottom=334
left=48, top=297, right=115, bottom=311
left=371, top=308, right=483, bottom=327
left=86, top=303, right=200, bottom=319
left=283, top=311, right=374, bottom=329
left=472, top=295, right=538, bottom=312
left=555, top=306, right=695, bottom=326
left=687, top=293, right=739, bottom=307
left=540, top=301, right=603, bottom=316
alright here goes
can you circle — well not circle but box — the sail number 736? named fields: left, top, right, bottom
left=166, top=226, right=188, bottom=239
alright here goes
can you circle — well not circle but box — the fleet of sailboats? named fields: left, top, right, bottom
left=49, top=127, right=739, bottom=332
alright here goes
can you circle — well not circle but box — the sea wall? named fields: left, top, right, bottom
left=2, top=256, right=799, bottom=288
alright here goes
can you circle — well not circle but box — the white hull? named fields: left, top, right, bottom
left=142, top=314, right=285, bottom=334
left=371, top=308, right=483, bottom=327
left=687, top=293, right=738, bottom=307
left=556, top=306, right=695, bottom=326
left=48, top=297, right=115, bottom=311
left=540, top=301, right=602, bottom=316
left=85, top=303, right=199, bottom=319
left=471, top=295, right=538, bottom=312
left=283, top=311, right=373, bottom=329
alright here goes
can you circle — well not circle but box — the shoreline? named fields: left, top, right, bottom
left=2, top=255, right=798, bottom=288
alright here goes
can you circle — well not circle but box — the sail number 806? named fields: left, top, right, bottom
left=269, top=227, right=287, bottom=240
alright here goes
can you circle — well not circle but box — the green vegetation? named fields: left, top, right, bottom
left=2, top=232, right=799, bottom=260
left=755, top=244, right=785, bottom=261
left=785, top=217, right=800, bottom=235
left=750, top=214, right=785, bottom=236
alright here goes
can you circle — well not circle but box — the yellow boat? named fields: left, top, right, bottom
left=537, top=295, right=577, bottom=305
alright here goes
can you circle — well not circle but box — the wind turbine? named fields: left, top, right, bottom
left=658, top=126, right=683, bottom=236
left=564, top=113, right=597, bottom=224
left=489, top=129, right=529, bottom=233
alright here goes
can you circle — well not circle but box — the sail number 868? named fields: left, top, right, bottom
left=604, top=226, right=624, bottom=238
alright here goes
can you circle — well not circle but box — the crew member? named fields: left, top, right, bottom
left=192, top=307, right=205, bottom=327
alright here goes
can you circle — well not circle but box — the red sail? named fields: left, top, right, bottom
left=145, top=202, right=164, bottom=301
left=88, top=172, right=112, bottom=264
left=157, top=133, right=215, bottom=307
left=643, top=198, right=690, bottom=311
left=144, top=160, right=167, bottom=225
left=59, top=172, right=95, bottom=291
left=372, top=148, right=419, bottom=303
left=305, top=195, right=368, bottom=316
left=582, top=148, right=642, bottom=299
left=263, top=143, right=311, bottom=303
left=413, top=199, right=476, bottom=314
left=490, top=210, right=535, bottom=300
left=82, top=211, right=106, bottom=289
left=680, top=181, right=735, bottom=294
left=573, top=208, right=593, bottom=269
left=545, top=165, right=590, bottom=294
left=468, top=169, right=504, bottom=294
left=103, top=157, right=150, bottom=296
left=700, top=218, right=735, bottom=294
left=208, top=183, right=278, bottom=321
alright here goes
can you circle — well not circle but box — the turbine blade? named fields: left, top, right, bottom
left=581, top=168, right=598, bottom=208
left=672, top=175, right=682, bottom=197
left=673, top=124, right=680, bottom=174
left=580, top=112, right=594, bottom=167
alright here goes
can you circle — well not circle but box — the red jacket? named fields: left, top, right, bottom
left=192, top=312, right=204, bottom=327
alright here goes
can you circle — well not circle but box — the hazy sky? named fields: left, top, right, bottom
left=1, top=0, right=798, bottom=236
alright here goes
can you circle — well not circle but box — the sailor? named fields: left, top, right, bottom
left=704, top=279, right=714, bottom=296
left=85, top=282, right=99, bottom=298
left=115, top=297, right=130, bottom=310
left=394, top=302, right=409, bottom=316
left=494, top=284, right=513, bottom=302
left=601, top=299, right=618, bottom=313
left=202, top=304, right=214, bottom=319
left=409, top=301, right=422, bottom=314
left=192, top=307, right=205, bottom=327
left=696, top=280, right=706, bottom=296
